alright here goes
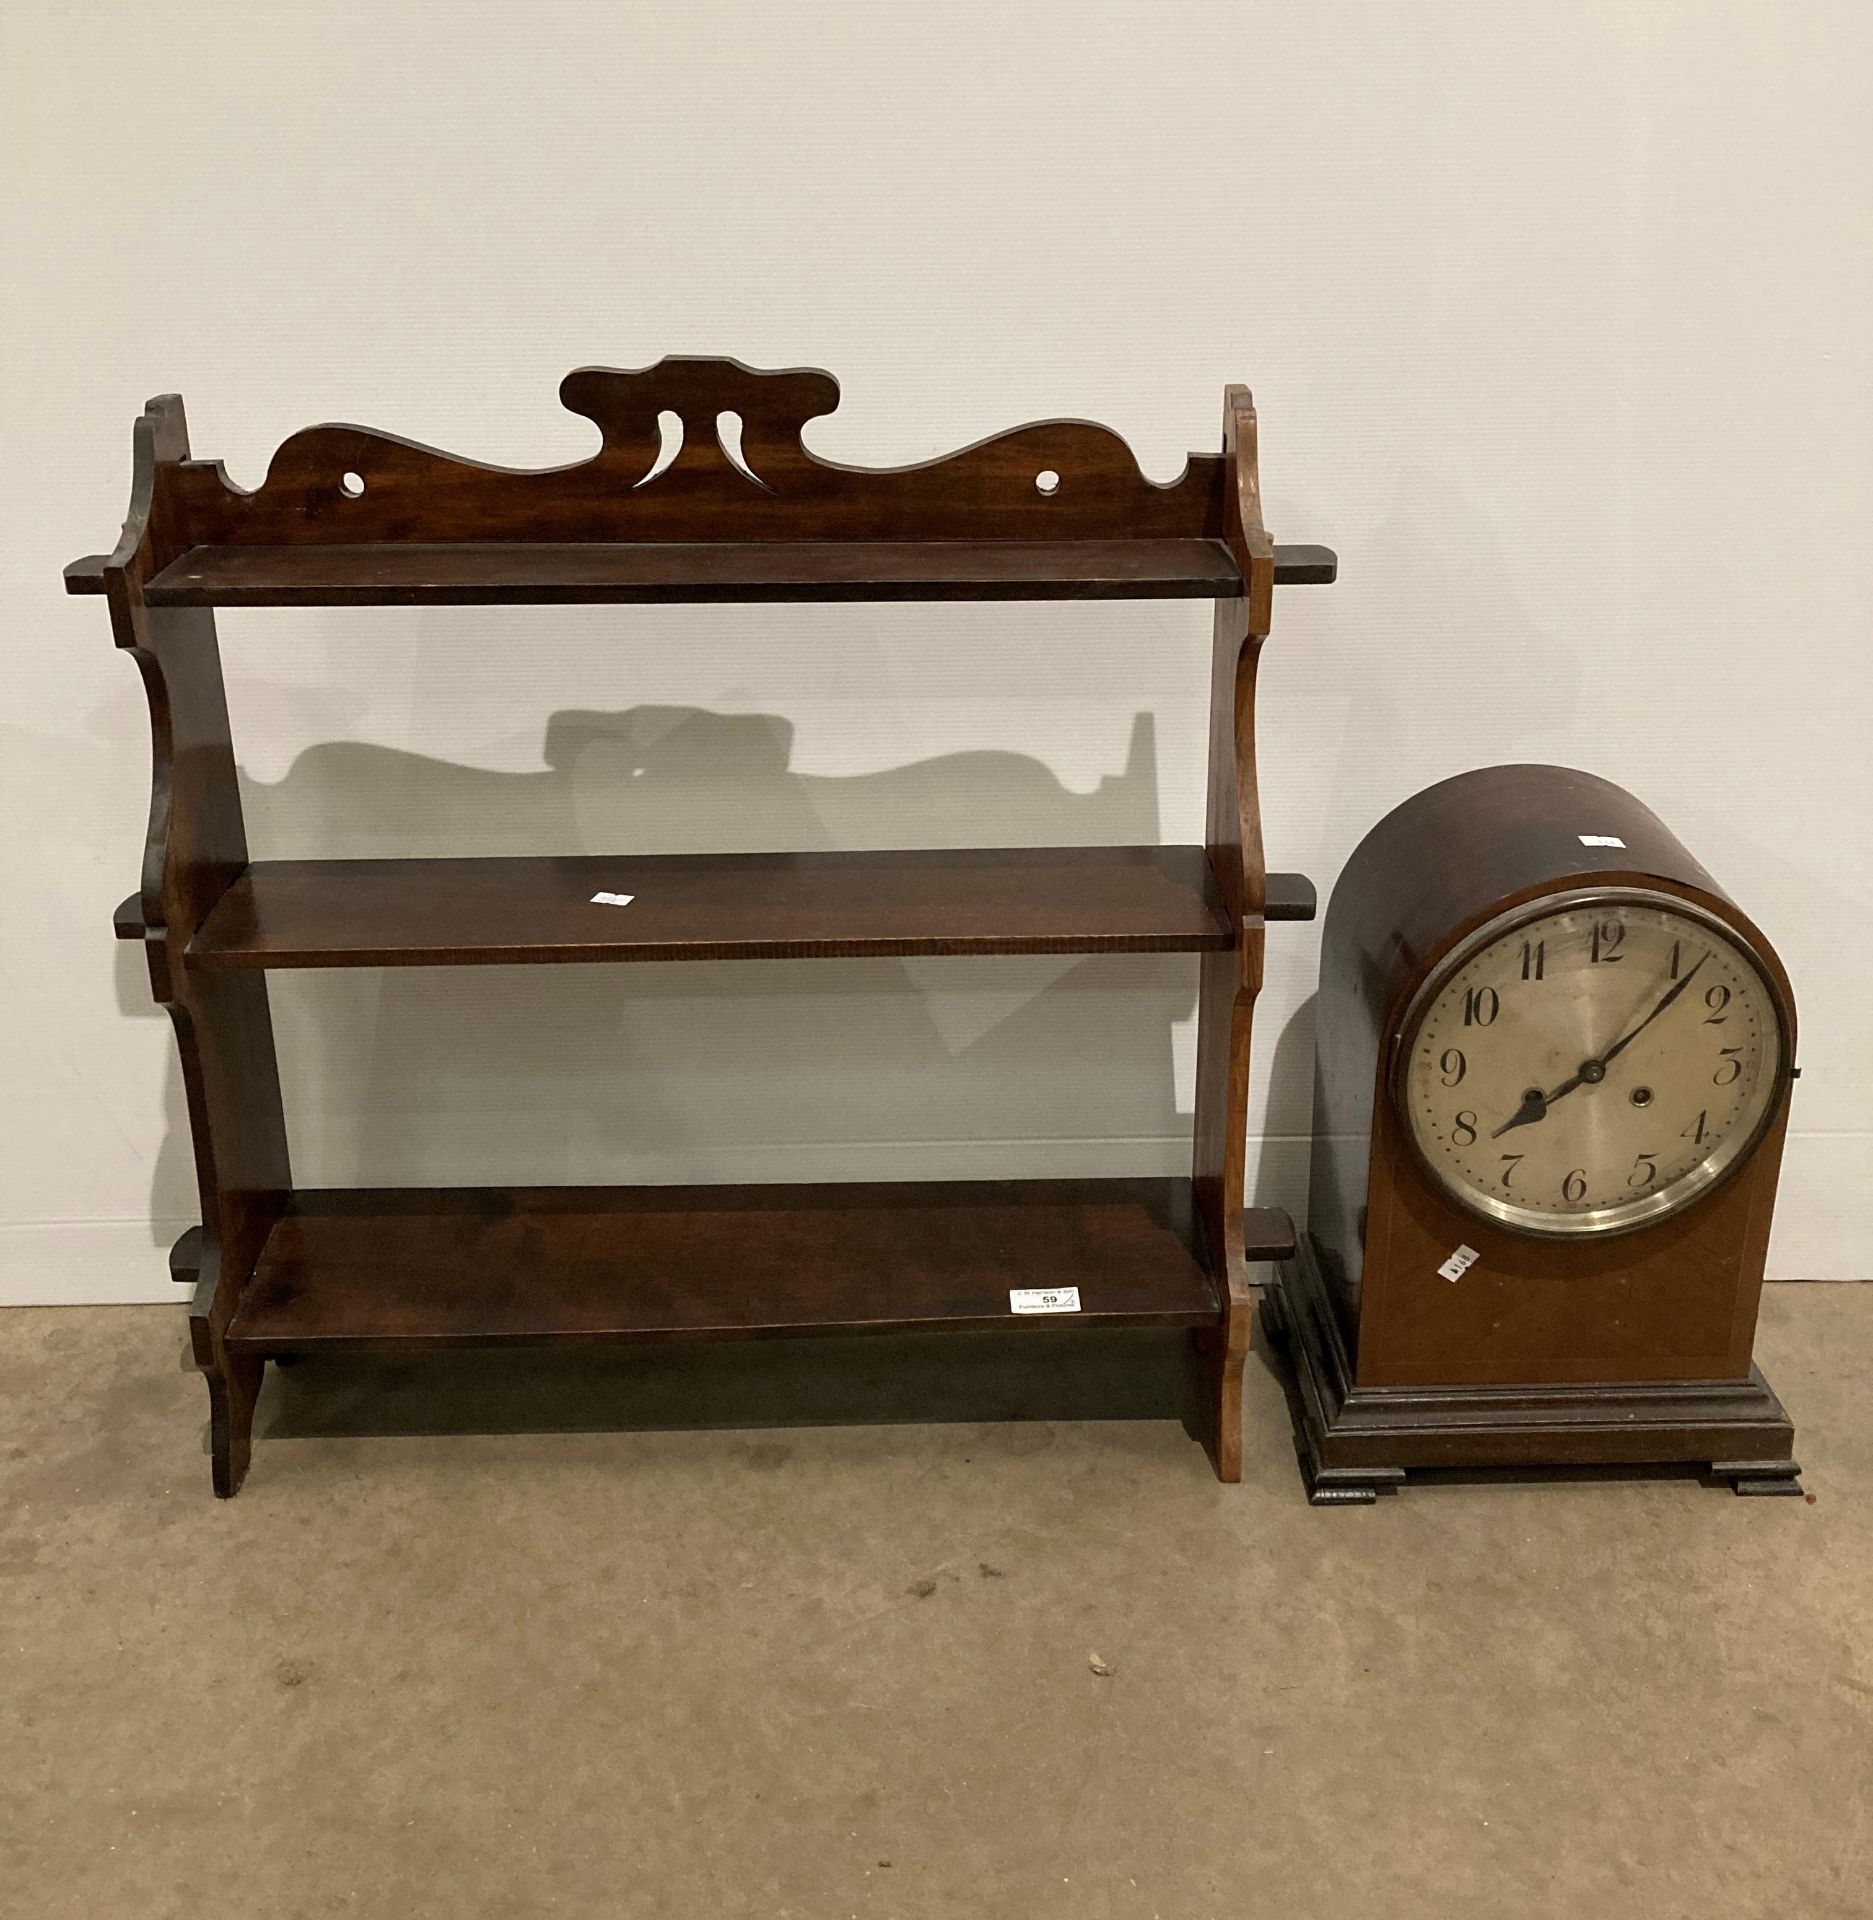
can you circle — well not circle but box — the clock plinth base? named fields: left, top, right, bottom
left=1262, top=1242, right=1800, bottom=1503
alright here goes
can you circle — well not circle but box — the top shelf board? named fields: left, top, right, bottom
left=70, top=540, right=1337, bottom=607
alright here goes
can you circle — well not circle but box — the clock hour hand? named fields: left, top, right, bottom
left=1491, top=1096, right=1544, bottom=1139
left=1489, top=952, right=1711, bottom=1139
left=1491, top=1071, right=1583, bottom=1138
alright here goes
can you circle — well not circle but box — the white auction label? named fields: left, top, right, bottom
left=590, top=891, right=636, bottom=907
left=1436, top=1245, right=1481, bottom=1283
left=1577, top=834, right=1626, bottom=849
left=1009, top=1287, right=1081, bottom=1314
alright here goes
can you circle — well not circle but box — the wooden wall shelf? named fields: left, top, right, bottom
left=72, top=357, right=1334, bottom=1495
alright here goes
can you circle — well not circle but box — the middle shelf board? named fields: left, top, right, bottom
left=225, top=1178, right=1231, bottom=1352
left=186, top=847, right=1314, bottom=970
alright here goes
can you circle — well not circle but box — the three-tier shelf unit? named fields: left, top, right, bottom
left=68, top=358, right=1335, bottom=1495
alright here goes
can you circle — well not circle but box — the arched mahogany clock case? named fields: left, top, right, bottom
left=1265, top=764, right=1802, bottom=1503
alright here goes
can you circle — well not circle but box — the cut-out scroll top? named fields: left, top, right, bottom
left=154, top=357, right=1234, bottom=547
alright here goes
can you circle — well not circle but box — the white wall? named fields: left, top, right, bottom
left=4, top=1, right=1869, bottom=1301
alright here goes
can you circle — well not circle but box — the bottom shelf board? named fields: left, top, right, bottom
left=225, top=1178, right=1228, bottom=1353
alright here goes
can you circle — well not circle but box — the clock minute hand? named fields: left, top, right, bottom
left=1490, top=951, right=1711, bottom=1140
left=1594, top=951, right=1709, bottom=1071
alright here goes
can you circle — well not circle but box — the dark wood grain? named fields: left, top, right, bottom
left=1277, top=762, right=1801, bottom=1498
left=226, top=1179, right=1218, bottom=1352
left=187, top=847, right=1238, bottom=969
left=75, top=363, right=1332, bottom=1493
left=1268, top=543, right=1336, bottom=585
left=1266, top=1238, right=1799, bottom=1501
left=153, top=358, right=1231, bottom=548
left=74, top=539, right=1338, bottom=602
left=1307, top=764, right=1796, bottom=1383
left=96, top=396, right=292, bottom=1498
left=142, top=539, right=1242, bottom=605
left=1186, top=386, right=1283, bottom=1483
left=1262, top=871, right=1316, bottom=924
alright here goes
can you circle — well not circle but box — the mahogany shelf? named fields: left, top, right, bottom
left=75, top=358, right=1335, bottom=1494
left=221, top=1180, right=1311, bottom=1355
left=183, top=848, right=1316, bottom=970
left=68, top=539, right=1337, bottom=606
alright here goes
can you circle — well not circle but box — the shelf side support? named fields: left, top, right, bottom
left=1190, top=386, right=1279, bottom=1482
left=100, top=396, right=290, bottom=1497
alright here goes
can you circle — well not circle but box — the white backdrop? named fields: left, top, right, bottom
left=4, top=1, right=1869, bottom=1301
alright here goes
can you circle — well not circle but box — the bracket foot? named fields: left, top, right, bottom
left=1714, top=1459, right=1804, bottom=1497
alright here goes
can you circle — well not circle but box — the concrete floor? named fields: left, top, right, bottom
left=2, top=1283, right=1867, bottom=1920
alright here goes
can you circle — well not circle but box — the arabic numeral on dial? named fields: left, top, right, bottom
left=1591, top=920, right=1625, bottom=963
left=1628, top=1152, right=1658, bottom=1189
left=1682, top=1108, right=1708, bottom=1145
left=1520, top=939, right=1545, bottom=981
left=1703, top=984, right=1731, bottom=1025
left=1713, top=1047, right=1743, bottom=1086
left=1499, top=1153, right=1524, bottom=1188
left=1462, top=986, right=1499, bottom=1027
left=1562, top=1167, right=1589, bottom=1203
left=1669, top=939, right=1682, bottom=979
left=1452, top=1110, right=1478, bottom=1146
left=1439, top=1048, right=1467, bottom=1087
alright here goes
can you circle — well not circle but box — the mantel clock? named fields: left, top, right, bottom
left=1266, top=765, right=1802, bottom=1502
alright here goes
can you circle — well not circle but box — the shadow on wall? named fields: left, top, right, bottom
left=1248, top=991, right=1317, bottom=1228
left=114, top=942, right=201, bottom=1250
left=126, top=704, right=1336, bottom=1219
